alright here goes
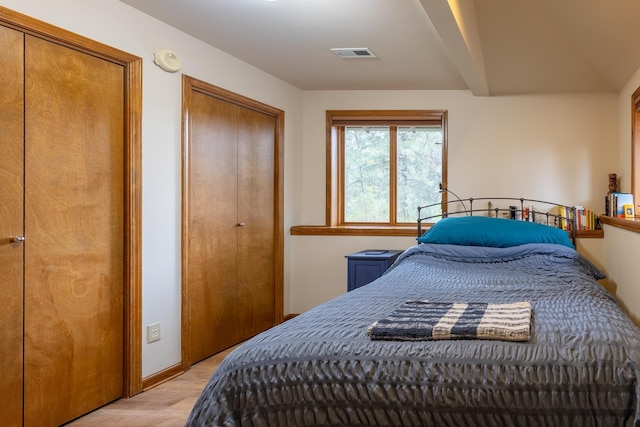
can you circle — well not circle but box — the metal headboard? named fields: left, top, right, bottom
left=417, top=197, right=577, bottom=246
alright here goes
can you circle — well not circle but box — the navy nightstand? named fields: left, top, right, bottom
left=345, top=249, right=403, bottom=291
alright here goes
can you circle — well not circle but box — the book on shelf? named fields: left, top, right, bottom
left=549, top=205, right=600, bottom=231
left=609, top=192, right=634, bottom=218
left=573, top=206, right=599, bottom=230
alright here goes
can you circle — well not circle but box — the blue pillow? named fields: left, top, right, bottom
left=417, top=216, right=574, bottom=248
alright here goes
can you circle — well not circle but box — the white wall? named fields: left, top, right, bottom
left=0, top=0, right=303, bottom=378
left=291, top=90, right=617, bottom=312
left=601, top=65, right=640, bottom=322
left=602, top=225, right=640, bottom=323
left=290, top=236, right=417, bottom=313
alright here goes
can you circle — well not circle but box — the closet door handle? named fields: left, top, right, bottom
left=10, top=236, right=25, bottom=243
left=237, top=222, right=245, bottom=227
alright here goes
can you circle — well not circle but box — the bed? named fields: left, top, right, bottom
left=186, top=199, right=640, bottom=426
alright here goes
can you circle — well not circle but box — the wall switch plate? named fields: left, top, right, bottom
left=147, top=322, right=161, bottom=343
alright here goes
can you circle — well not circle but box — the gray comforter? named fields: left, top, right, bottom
left=186, top=243, right=640, bottom=426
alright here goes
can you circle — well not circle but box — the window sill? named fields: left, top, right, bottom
left=290, top=225, right=604, bottom=239
left=290, top=225, right=419, bottom=237
left=600, top=215, right=640, bottom=234
left=574, top=229, right=604, bottom=238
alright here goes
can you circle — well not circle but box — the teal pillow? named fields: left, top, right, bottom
left=417, top=216, right=574, bottom=248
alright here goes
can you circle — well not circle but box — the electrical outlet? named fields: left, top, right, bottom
left=147, top=322, right=161, bottom=343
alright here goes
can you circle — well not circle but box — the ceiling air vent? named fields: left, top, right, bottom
left=331, top=48, right=376, bottom=58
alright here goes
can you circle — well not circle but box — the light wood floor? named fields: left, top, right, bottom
left=66, top=347, right=235, bottom=427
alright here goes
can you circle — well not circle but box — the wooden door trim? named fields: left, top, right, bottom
left=181, top=75, right=285, bottom=370
left=0, top=6, right=143, bottom=397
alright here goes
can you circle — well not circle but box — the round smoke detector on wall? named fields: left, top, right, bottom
left=153, top=48, right=181, bottom=73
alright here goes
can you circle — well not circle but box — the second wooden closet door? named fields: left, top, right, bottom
left=187, top=88, right=276, bottom=364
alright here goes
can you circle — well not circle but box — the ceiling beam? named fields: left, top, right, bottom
left=420, top=0, right=489, bottom=96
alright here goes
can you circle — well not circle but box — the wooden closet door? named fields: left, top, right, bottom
left=0, top=25, right=25, bottom=427
left=188, top=91, right=241, bottom=362
left=237, top=108, right=276, bottom=338
left=23, top=35, right=124, bottom=426
left=185, top=80, right=280, bottom=365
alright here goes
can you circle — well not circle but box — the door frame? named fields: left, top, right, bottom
left=181, top=75, right=284, bottom=369
left=0, top=6, right=144, bottom=397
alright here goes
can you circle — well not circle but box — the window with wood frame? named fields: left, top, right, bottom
left=326, top=110, right=448, bottom=226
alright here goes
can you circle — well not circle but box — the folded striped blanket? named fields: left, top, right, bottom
left=368, top=301, right=531, bottom=342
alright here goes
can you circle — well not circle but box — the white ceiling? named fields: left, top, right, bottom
left=119, top=0, right=640, bottom=96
